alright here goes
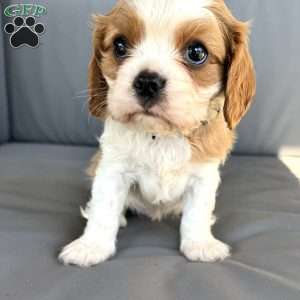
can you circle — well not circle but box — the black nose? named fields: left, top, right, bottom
left=133, top=70, right=166, bottom=108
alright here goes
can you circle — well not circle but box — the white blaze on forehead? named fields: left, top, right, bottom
left=123, top=0, right=215, bottom=75
left=126, top=0, right=214, bottom=28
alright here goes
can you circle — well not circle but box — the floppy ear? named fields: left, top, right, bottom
left=224, top=22, right=256, bottom=129
left=88, top=52, right=108, bottom=119
left=88, top=17, right=108, bottom=119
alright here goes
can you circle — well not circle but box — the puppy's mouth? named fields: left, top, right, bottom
left=131, top=108, right=171, bottom=125
left=119, top=106, right=177, bottom=133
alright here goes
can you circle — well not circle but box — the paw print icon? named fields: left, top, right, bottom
left=4, top=16, right=45, bottom=48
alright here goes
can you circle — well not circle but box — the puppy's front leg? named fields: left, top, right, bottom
left=59, top=165, right=130, bottom=267
left=180, top=167, right=230, bottom=262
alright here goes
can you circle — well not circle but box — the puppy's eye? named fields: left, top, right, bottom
left=185, top=42, right=208, bottom=65
left=113, top=37, right=128, bottom=58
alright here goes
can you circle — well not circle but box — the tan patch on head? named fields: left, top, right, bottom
left=88, top=2, right=145, bottom=118
left=175, top=18, right=226, bottom=88
left=210, top=0, right=256, bottom=129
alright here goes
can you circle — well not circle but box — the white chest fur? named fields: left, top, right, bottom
left=98, top=119, right=220, bottom=220
left=100, top=119, right=192, bottom=204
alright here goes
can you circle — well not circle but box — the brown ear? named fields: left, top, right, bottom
left=224, top=22, right=256, bottom=129
left=88, top=17, right=108, bottom=119
left=88, top=52, right=108, bottom=119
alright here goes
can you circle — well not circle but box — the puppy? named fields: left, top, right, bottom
left=59, top=0, right=255, bottom=267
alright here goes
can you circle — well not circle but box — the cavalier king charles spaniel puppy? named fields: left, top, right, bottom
left=59, top=0, right=255, bottom=267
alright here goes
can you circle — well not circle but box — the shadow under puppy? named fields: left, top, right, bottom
left=59, top=0, right=255, bottom=267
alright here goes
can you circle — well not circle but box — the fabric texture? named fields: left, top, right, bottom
left=0, top=143, right=300, bottom=300
left=0, top=8, right=9, bottom=143
left=1, top=0, right=300, bottom=155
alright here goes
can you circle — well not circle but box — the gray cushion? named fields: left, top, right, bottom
left=2, top=0, right=300, bottom=154
left=0, top=11, right=9, bottom=143
left=1, top=143, right=300, bottom=300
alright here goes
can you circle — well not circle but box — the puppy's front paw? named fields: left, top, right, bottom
left=58, top=237, right=115, bottom=267
left=181, top=238, right=230, bottom=262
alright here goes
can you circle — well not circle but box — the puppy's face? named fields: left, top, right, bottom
left=89, top=0, right=255, bottom=133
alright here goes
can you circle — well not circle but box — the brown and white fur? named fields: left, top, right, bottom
left=59, top=0, right=255, bottom=267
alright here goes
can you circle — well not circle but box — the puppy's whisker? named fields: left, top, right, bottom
left=77, top=88, right=105, bottom=94
left=74, top=92, right=107, bottom=100
left=74, top=95, right=90, bottom=99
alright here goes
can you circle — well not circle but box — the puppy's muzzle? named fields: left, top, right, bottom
left=133, top=70, right=166, bottom=110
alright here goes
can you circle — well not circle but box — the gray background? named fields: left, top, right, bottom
left=0, top=7, right=9, bottom=143
left=1, top=0, right=300, bottom=153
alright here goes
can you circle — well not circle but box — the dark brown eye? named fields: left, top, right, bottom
left=185, top=42, right=208, bottom=65
left=113, top=37, right=128, bottom=58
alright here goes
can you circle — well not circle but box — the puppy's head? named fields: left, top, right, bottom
left=89, top=0, right=255, bottom=133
